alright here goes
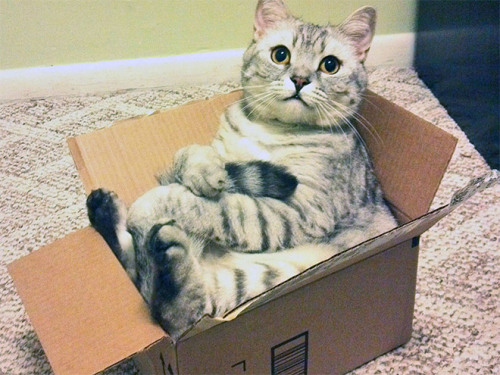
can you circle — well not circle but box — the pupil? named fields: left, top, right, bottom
left=325, top=57, right=336, bottom=72
left=276, top=48, right=287, bottom=62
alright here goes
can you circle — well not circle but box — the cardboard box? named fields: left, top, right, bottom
left=8, top=90, right=497, bottom=374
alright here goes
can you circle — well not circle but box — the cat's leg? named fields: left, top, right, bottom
left=167, top=144, right=298, bottom=200
left=146, top=220, right=210, bottom=340
left=86, top=188, right=137, bottom=280
left=224, top=160, right=298, bottom=200
left=147, top=221, right=339, bottom=339
left=331, top=204, right=398, bottom=249
left=126, top=182, right=330, bottom=253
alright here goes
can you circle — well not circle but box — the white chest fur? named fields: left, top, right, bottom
left=214, top=130, right=272, bottom=161
left=213, top=103, right=273, bottom=161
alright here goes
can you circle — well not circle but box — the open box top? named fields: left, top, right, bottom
left=67, top=90, right=457, bottom=222
left=8, top=90, right=466, bottom=375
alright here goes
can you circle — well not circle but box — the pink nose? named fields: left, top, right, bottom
left=291, top=77, right=310, bottom=92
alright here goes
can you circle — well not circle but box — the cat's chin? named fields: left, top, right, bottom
left=243, top=93, right=346, bottom=128
left=265, top=98, right=326, bottom=127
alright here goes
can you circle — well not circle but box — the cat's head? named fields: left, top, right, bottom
left=241, top=0, right=376, bottom=128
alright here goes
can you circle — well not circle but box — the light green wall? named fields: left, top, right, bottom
left=0, top=0, right=417, bottom=70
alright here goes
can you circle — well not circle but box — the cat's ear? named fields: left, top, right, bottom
left=338, top=6, right=376, bottom=63
left=254, top=0, right=291, bottom=39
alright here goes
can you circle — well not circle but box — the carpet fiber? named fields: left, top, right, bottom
left=1, top=67, right=498, bottom=374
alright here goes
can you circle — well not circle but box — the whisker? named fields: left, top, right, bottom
left=238, top=90, right=274, bottom=110
left=308, top=88, right=382, bottom=147
left=332, top=100, right=383, bottom=146
left=359, top=91, right=383, bottom=113
left=313, top=98, right=369, bottom=151
left=217, top=85, right=274, bottom=112
left=245, top=91, right=278, bottom=118
left=315, top=100, right=351, bottom=146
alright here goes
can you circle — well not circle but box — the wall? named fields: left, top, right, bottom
left=0, top=0, right=417, bottom=70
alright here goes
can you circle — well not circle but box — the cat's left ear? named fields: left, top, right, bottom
left=338, top=6, right=376, bottom=63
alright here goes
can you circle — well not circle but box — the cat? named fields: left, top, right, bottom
left=87, top=0, right=397, bottom=341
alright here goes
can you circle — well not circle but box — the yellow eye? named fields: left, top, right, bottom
left=319, top=55, right=341, bottom=74
left=271, top=45, right=291, bottom=65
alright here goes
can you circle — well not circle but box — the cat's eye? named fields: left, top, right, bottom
left=271, top=46, right=291, bottom=65
left=319, top=55, right=341, bottom=75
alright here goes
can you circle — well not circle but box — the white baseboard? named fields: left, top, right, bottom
left=366, top=32, right=415, bottom=68
left=0, top=32, right=415, bottom=102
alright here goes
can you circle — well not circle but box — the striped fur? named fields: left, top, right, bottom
left=158, top=155, right=298, bottom=200
left=87, top=0, right=397, bottom=341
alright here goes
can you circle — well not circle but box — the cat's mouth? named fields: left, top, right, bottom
left=284, top=94, right=310, bottom=107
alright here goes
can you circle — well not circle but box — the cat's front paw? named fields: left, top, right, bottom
left=174, top=145, right=228, bottom=198
left=182, top=164, right=228, bottom=198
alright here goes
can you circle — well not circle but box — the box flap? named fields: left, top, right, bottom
left=358, top=91, right=458, bottom=221
left=7, top=227, right=166, bottom=375
left=67, top=92, right=241, bottom=206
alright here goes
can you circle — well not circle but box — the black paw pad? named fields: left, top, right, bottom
left=86, top=188, right=120, bottom=234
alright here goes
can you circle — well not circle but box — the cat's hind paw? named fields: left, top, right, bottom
left=147, top=219, right=191, bottom=266
left=146, top=219, right=208, bottom=341
left=87, top=189, right=122, bottom=229
left=86, top=188, right=127, bottom=252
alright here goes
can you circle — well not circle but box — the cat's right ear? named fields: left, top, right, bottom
left=338, top=6, right=377, bottom=63
left=254, top=0, right=290, bottom=39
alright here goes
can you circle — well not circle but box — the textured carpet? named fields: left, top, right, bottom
left=1, top=67, right=498, bottom=374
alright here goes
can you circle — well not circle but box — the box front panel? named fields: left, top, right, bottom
left=134, top=338, right=177, bottom=375
left=174, top=239, right=419, bottom=375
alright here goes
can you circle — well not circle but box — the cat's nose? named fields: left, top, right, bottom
left=291, top=77, right=310, bottom=92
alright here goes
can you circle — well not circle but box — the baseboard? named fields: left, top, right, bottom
left=366, top=32, right=415, bottom=69
left=0, top=32, right=415, bottom=102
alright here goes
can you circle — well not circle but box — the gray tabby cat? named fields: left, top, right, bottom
left=87, top=0, right=397, bottom=341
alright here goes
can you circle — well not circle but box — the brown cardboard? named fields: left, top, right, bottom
left=8, top=90, right=461, bottom=375
left=357, top=91, right=457, bottom=221
left=8, top=228, right=166, bottom=375
left=67, top=91, right=241, bottom=206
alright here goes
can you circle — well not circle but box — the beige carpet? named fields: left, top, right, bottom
left=1, top=67, right=498, bottom=374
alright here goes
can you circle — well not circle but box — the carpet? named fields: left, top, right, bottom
left=0, top=67, right=498, bottom=374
